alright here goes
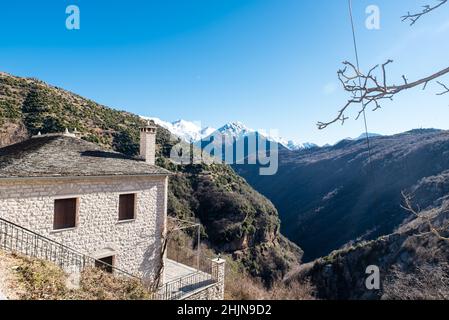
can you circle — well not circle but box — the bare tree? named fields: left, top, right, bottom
left=148, top=225, right=176, bottom=293
left=401, top=191, right=449, bottom=241
left=318, top=1, right=449, bottom=130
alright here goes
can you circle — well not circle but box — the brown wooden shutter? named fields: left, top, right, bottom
left=54, top=198, right=77, bottom=230
left=119, top=194, right=135, bottom=220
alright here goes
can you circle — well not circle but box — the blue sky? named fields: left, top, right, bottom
left=1, top=0, right=449, bottom=145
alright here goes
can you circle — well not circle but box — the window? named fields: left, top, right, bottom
left=95, top=256, right=114, bottom=273
left=119, top=194, right=136, bottom=221
left=53, top=198, right=78, bottom=230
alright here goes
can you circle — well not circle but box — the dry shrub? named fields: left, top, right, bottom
left=382, top=263, right=449, bottom=300
left=16, top=257, right=68, bottom=300
left=269, top=280, right=316, bottom=300
left=225, top=271, right=269, bottom=300
left=77, top=268, right=150, bottom=300
left=224, top=266, right=315, bottom=300
left=14, top=255, right=150, bottom=300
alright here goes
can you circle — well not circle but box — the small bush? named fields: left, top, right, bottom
left=16, top=257, right=68, bottom=300
left=77, top=268, right=150, bottom=300
left=13, top=255, right=150, bottom=300
left=224, top=261, right=316, bottom=300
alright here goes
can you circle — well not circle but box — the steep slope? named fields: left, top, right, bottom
left=161, top=161, right=303, bottom=283
left=0, top=71, right=302, bottom=284
left=295, top=173, right=449, bottom=299
left=236, top=129, right=449, bottom=261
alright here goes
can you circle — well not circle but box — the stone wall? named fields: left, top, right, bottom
left=0, top=175, right=168, bottom=284
left=183, top=259, right=226, bottom=300
left=183, top=284, right=219, bottom=300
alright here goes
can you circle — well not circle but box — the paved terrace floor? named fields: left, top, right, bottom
left=161, top=259, right=215, bottom=300
left=165, top=259, right=199, bottom=283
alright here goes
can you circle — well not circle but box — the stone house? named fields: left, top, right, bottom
left=0, top=123, right=170, bottom=284
left=0, top=123, right=225, bottom=299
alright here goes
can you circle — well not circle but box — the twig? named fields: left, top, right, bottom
left=437, top=81, right=449, bottom=95
left=401, top=191, right=449, bottom=241
left=402, top=0, right=448, bottom=26
left=317, top=61, right=449, bottom=129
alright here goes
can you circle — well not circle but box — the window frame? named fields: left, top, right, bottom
left=52, top=197, right=79, bottom=232
left=118, top=193, right=137, bottom=222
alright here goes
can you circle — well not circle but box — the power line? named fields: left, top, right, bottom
left=348, top=0, right=373, bottom=165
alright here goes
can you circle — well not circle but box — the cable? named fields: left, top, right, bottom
left=348, top=0, right=373, bottom=165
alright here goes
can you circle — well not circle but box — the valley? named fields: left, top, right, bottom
left=1, top=71, right=449, bottom=299
left=152, top=114, right=449, bottom=265
left=236, top=129, right=449, bottom=260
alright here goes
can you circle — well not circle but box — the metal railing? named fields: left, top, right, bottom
left=152, top=267, right=216, bottom=300
left=0, top=217, right=218, bottom=300
left=168, top=247, right=214, bottom=274
left=159, top=220, right=219, bottom=300
left=151, top=250, right=219, bottom=300
left=0, top=217, right=137, bottom=279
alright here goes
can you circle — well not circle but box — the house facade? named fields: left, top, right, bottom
left=0, top=123, right=170, bottom=284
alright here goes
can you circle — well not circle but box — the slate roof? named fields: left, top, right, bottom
left=0, top=134, right=171, bottom=179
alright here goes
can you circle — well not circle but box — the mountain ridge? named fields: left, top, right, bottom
left=144, top=116, right=388, bottom=152
left=144, top=117, right=319, bottom=151
left=235, top=128, right=449, bottom=261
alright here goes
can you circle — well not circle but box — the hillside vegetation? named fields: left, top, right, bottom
left=294, top=193, right=449, bottom=300
left=0, top=71, right=301, bottom=285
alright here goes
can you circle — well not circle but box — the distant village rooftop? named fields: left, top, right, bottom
left=0, top=131, right=171, bottom=179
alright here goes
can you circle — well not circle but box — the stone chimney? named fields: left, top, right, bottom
left=140, top=121, right=157, bottom=165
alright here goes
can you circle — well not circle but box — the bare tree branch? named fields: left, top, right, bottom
left=402, top=0, right=448, bottom=26
left=317, top=61, right=449, bottom=130
left=148, top=224, right=176, bottom=293
left=401, top=191, right=449, bottom=241
left=437, top=81, right=449, bottom=95
left=318, top=1, right=449, bottom=130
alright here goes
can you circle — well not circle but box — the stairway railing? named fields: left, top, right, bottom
left=152, top=267, right=215, bottom=300
left=0, top=217, right=137, bottom=279
left=0, top=216, right=219, bottom=300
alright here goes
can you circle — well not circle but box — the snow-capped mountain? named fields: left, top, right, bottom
left=143, top=117, right=216, bottom=142
left=142, top=117, right=317, bottom=151
left=214, top=121, right=254, bottom=139
left=265, top=135, right=318, bottom=151
left=251, top=128, right=317, bottom=151
left=200, top=121, right=318, bottom=151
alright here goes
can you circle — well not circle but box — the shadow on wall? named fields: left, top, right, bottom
left=139, top=191, right=166, bottom=287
